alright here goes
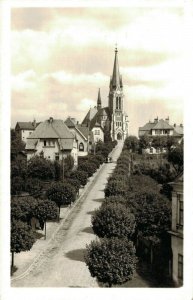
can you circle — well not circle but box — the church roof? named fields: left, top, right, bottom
left=77, top=125, right=90, bottom=139
left=97, top=88, right=102, bottom=106
left=89, top=107, right=110, bottom=130
left=110, top=48, right=122, bottom=89
left=81, top=107, right=98, bottom=126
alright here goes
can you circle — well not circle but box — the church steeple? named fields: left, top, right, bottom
left=111, top=47, right=121, bottom=89
left=97, top=88, right=102, bottom=109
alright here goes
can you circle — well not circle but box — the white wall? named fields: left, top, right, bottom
left=92, top=127, right=104, bottom=143
left=21, top=130, right=34, bottom=143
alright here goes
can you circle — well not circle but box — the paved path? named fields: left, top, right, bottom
left=12, top=141, right=123, bottom=287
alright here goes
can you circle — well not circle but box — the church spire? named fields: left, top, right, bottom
left=111, top=46, right=121, bottom=89
left=97, top=88, right=102, bottom=109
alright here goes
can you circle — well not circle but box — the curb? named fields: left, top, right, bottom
left=11, top=159, right=108, bottom=282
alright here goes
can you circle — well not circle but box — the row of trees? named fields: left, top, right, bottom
left=85, top=141, right=173, bottom=286
left=11, top=138, right=117, bottom=274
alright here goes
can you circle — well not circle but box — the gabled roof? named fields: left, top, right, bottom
left=81, top=107, right=98, bottom=126
left=28, top=118, right=74, bottom=139
left=89, top=106, right=110, bottom=130
left=64, top=117, right=77, bottom=128
left=77, top=125, right=90, bottom=139
left=15, top=122, right=40, bottom=130
left=152, top=119, right=174, bottom=130
left=173, top=125, right=183, bottom=136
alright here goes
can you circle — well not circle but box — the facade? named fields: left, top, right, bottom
left=64, top=117, right=91, bottom=156
left=168, top=173, right=183, bottom=286
left=25, top=117, right=78, bottom=165
left=139, top=117, right=183, bottom=154
left=15, top=120, right=40, bottom=143
left=82, top=48, right=128, bottom=142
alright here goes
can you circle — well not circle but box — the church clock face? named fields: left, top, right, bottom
left=117, top=90, right=121, bottom=95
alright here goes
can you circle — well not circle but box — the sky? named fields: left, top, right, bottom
left=11, top=6, right=184, bottom=135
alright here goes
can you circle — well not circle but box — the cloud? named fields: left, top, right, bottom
left=11, top=7, right=184, bottom=135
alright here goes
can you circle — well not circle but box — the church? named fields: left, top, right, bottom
left=81, top=48, right=129, bottom=142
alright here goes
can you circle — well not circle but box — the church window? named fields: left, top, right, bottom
left=116, top=97, right=119, bottom=109
left=44, top=140, right=46, bottom=146
left=79, top=142, right=84, bottom=152
left=119, top=97, right=121, bottom=109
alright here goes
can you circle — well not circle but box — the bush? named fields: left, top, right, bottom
left=85, top=237, right=137, bottom=287
left=105, top=179, right=128, bottom=198
left=65, top=178, right=81, bottom=193
left=11, top=196, right=38, bottom=224
left=94, top=154, right=105, bottom=164
left=11, top=176, right=24, bottom=195
left=78, top=162, right=97, bottom=177
left=24, top=177, right=43, bottom=195
left=69, top=170, right=88, bottom=186
left=105, top=195, right=126, bottom=205
left=27, top=156, right=55, bottom=180
left=92, top=202, right=135, bottom=239
left=46, top=181, right=76, bottom=218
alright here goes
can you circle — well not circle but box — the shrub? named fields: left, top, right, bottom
left=78, top=162, right=97, bottom=177
left=92, top=202, right=135, bottom=239
left=85, top=237, right=137, bottom=287
left=11, top=196, right=38, bottom=224
left=65, top=178, right=81, bottom=193
left=94, top=154, right=105, bottom=164
left=24, top=177, right=43, bottom=195
left=11, top=176, right=24, bottom=195
left=46, top=182, right=76, bottom=218
left=69, top=170, right=88, bottom=186
left=27, top=156, right=55, bottom=180
left=105, top=179, right=128, bottom=198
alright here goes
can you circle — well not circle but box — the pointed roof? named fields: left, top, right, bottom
left=97, top=88, right=102, bottom=107
left=152, top=119, right=174, bottom=130
left=111, top=47, right=121, bottom=89
left=81, top=107, right=98, bottom=126
left=64, top=117, right=76, bottom=128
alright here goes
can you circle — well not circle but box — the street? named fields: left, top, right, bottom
left=12, top=141, right=123, bottom=287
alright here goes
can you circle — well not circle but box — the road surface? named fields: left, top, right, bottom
left=12, top=141, right=123, bottom=287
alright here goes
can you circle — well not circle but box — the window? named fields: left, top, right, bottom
left=55, top=153, right=59, bottom=161
left=95, top=130, right=100, bottom=135
left=79, top=142, right=84, bottom=152
left=44, top=140, right=46, bottom=146
left=178, top=254, right=183, bottom=280
left=119, top=97, right=121, bottom=109
left=163, top=130, right=169, bottom=135
left=150, top=147, right=153, bottom=154
left=177, top=194, right=183, bottom=227
left=116, top=97, right=119, bottom=109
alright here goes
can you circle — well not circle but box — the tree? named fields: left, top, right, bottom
left=34, top=200, right=58, bottom=239
left=11, top=176, right=24, bottom=195
left=11, top=129, right=25, bottom=161
left=124, top=136, right=139, bottom=152
left=62, top=155, right=74, bottom=178
left=11, top=219, right=35, bottom=274
left=27, top=156, right=55, bottom=180
left=104, top=179, right=128, bottom=198
left=24, top=177, right=43, bottom=195
left=92, top=202, right=135, bottom=239
left=139, top=135, right=152, bottom=152
left=168, top=145, right=183, bottom=173
left=85, top=237, right=137, bottom=287
left=46, top=182, right=76, bottom=220
left=11, top=196, right=38, bottom=225
left=78, top=162, right=97, bottom=177
left=70, top=170, right=88, bottom=186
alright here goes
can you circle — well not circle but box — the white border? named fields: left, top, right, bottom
left=1, top=0, right=193, bottom=299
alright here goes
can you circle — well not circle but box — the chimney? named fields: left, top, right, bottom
left=77, top=121, right=79, bottom=125
left=154, top=117, right=158, bottom=123
left=180, top=124, right=183, bottom=127
left=174, top=123, right=176, bottom=127
left=165, top=116, right=169, bottom=123
left=32, top=118, right=36, bottom=128
left=49, top=117, right=53, bottom=123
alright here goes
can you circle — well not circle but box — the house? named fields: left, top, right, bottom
left=64, top=117, right=92, bottom=156
left=25, top=117, right=78, bottom=166
left=15, top=119, right=40, bottom=143
left=168, top=172, right=183, bottom=286
left=138, top=117, right=183, bottom=154
left=81, top=48, right=129, bottom=141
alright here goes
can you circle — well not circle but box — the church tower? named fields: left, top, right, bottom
left=108, top=47, right=128, bottom=141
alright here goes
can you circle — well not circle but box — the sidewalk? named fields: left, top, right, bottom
left=11, top=143, right=121, bottom=282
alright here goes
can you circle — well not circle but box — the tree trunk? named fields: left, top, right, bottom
left=58, top=206, right=60, bottom=222
left=11, top=251, right=14, bottom=274
left=44, top=221, right=46, bottom=240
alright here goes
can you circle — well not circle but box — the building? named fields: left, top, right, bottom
left=64, top=117, right=92, bottom=156
left=138, top=117, right=183, bottom=154
left=82, top=48, right=129, bottom=142
left=168, top=173, right=183, bottom=286
left=25, top=117, right=78, bottom=165
left=15, top=120, right=40, bottom=143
